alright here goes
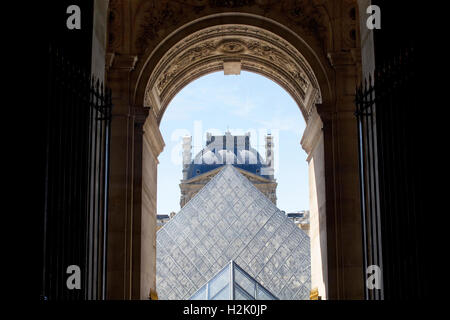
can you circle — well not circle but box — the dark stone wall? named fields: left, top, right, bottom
left=45, top=0, right=94, bottom=68
left=372, top=0, right=417, bottom=63
left=39, top=1, right=96, bottom=299
left=370, top=1, right=429, bottom=299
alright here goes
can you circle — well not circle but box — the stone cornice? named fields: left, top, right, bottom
left=133, top=106, right=150, bottom=126
left=327, top=51, right=357, bottom=67
left=143, top=111, right=165, bottom=159
left=133, top=1, right=331, bottom=54
left=144, top=24, right=322, bottom=123
left=181, top=166, right=223, bottom=184
left=105, top=52, right=115, bottom=71
left=109, top=53, right=139, bottom=71
left=181, top=165, right=274, bottom=185
left=301, top=107, right=323, bottom=160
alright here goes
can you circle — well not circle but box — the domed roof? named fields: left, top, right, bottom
left=198, top=151, right=219, bottom=165
left=239, top=149, right=258, bottom=164
left=217, top=150, right=238, bottom=164
left=186, top=132, right=271, bottom=180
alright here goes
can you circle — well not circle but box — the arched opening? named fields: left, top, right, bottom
left=41, top=0, right=429, bottom=302
left=156, top=71, right=311, bottom=299
left=106, top=7, right=363, bottom=300
left=137, top=22, right=325, bottom=123
left=136, top=20, right=330, bottom=300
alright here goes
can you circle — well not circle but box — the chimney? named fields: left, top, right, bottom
left=265, top=134, right=274, bottom=178
left=182, top=135, right=192, bottom=180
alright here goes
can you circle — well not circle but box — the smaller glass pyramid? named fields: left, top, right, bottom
left=190, top=260, right=278, bottom=300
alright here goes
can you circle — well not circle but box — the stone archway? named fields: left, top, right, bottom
left=106, top=0, right=363, bottom=300
left=142, top=23, right=322, bottom=123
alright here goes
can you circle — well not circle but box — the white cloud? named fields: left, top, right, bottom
left=226, top=96, right=257, bottom=117
left=257, top=116, right=303, bottom=134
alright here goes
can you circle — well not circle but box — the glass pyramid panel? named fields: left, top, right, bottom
left=157, top=165, right=310, bottom=300
left=188, top=260, right=278, bottom=300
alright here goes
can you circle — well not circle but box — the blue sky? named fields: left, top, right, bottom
left=157, top=71, right=309, bottom=214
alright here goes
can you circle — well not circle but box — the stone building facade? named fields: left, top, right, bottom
left=103, top=0, right=365, bottom=300
left=60, top=0, right=388, bottom=300
left=42, top=0, right=428, bottom=302
left=180, top=131, right=277, bottom=207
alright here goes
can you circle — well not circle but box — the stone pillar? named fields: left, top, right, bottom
left=141, top=111, right=165, bottom=300
left=301, top=108, right=328, bottom=300
left=182, top=136, right=192, bottom=180
left=322, top=51, right=364, bottom=299
left=264, top=134, right=274, bottom=179
left=106, top=53, right=140, bottom=299
left=130, top=107, right=151, bottom=299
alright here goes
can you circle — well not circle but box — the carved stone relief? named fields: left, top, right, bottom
left=280, top=0, right=330, bottom=44
left=144, top=25, right=322, bottom=122
left=133, top=0, right=331, bottom=54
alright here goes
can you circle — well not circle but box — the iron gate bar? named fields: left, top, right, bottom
left=356, top=48, right=419, bottom=300
left=42, top=46, right=113, bottom=300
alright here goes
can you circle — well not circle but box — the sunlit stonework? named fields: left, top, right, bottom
left=144, top=24, right=322, bottom=123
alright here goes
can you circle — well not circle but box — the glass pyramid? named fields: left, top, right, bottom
left=156, top=165, right=310, bottom=300
left=189, top=260, right=278, bottom=300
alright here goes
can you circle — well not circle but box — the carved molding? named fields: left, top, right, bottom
left=280, top=0, right=331, bottom=45
left=133, top=106, right=151, bottom=126
left=300, top=106, right=323, bottom=160
left=105, top=52, right=116, bottom=71
left=209, top=0, right=256, bottom=8
left=144, top=24, right=322, bottom=122
left=143, top=111, right=166, bottom=160
left=110, top=54, right=139, bottom=71
left=327, top=51, right=357, bottom=67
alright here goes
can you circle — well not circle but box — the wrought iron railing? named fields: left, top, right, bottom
left=356, top=48, right=422, bottom=299
left=41, top=47, right=112, bottom=300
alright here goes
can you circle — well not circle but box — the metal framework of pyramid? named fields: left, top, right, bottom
left=156, top=165, right=310, bottom=300
left=189, top=260, right=278, bottom=300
